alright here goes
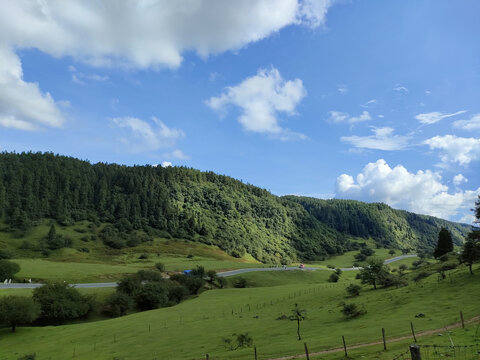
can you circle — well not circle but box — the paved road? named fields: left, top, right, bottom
left=0, top=254, right=416, bottom=289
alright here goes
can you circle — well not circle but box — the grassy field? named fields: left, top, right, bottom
left=1, top=263, right=478, bottom=360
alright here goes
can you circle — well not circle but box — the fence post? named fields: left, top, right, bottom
left=206, top=354, right=209, bottom=360
left=304, top=342, right=310, bottom=360
left=382, top=328, right=387, bottom=350
left=342, top=335, right=348, bottom=357
left=254, top=346, right=258, bottom=360
left=410, top=344, right=422, bottom=360
left=410, top=322, right=417, bottom=343
left=460, top=311, right=465, bottom=329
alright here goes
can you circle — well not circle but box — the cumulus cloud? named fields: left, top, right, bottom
left=0, top=1, right=333, bottom=131
left=415, top=110, right=467, bottom=125
left=341, top=127, right=410, bottom=151
left=161, top=161, right=172, bottom=168
left=328, top=111, right=371, bottom=124
left=393, top=86, right=408, bottom=93
left=453, top=174, right=467, bottom=187
left=0, top=46, right=64, bottom=131
left=424, top=135, right=480, bottom=166
left=336, top=159, right=479, bottom=220
left=453, top=113, right=480, bottom=131
left=206, top=67, right=306, bottom=139
left=111, top=116, right=184, bottom=152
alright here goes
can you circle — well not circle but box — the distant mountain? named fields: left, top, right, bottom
left=0, top=152, right=473, bottom=262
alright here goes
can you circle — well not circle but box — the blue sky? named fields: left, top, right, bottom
left=0, top=0, right=479, bottom=222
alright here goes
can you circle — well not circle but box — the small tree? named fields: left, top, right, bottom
left=341, top=303, right=366, bottom=319
left=0, top=259, right=20, bottom=281
left=388, top=249, right=396, bottom=255
left=328, top=273, right=339, bottom=283
left=0, top=296, right=40, bottom=332
left=358, top=258, right=389, bottom=289
left=289, top=303, right=306, bottom=340
left=461, top=233, right=480, bottom=274
left=154, top=262, right=165, bottom=272
left=102, top=292, right=133, bottom=317
left=434, top=228, right=453, bottom=258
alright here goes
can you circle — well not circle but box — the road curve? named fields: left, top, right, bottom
left=0, top=254, right=416, bottom=289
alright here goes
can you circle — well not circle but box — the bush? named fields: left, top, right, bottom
left=33, top=282, right=93, bottom=324
left=233, top=277, right=247, bottom=288
left=0, top=249, right=14, bottom=259
left=117, top=276, right=142, bottom=296
left=413, top=271, right=431, bottom=283
left=155, top=262, right=165, bottom=272
left=341, top=303, right=366, bottom=319
left=328, top=273, right=339, bottom=283
left=102, top=292, right=133, bottom=317
left=0, top=260, right=20, bottom=280
left=166, top=283, right=189, bottom=304
left=136, top=270, right=163, bottom=282
left=135, top=282, right=169, bottom=310
left=346, top=284, right=361, bottom=297
left=17, top=354, right=36, bottom=360
left=138, top=253, right=149, bottom=260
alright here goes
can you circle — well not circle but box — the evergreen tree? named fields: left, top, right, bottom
left=434, top=227, right=453, bottom=258
left=460, top=196, right=480, bottom=274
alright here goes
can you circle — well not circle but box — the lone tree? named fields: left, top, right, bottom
left=434, top=227, right=453, bottom=258
left=0, top=259, right=20, bottom=281
left=460, top=196, right=480, bottom=274
left=0, top=296, right=40, bottom=332
left=358, top=257, right=389, bottom=290
left=289, top=303, right=307, bottom=340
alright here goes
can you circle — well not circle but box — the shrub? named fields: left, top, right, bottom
left=346, top=284, right=361, bottom=297
left=328, top=273, right=339, bottom=283
left=341, top=303, right=366, bottom=319
left=135, top=282, right=169, bottom=310
left=102, top=292, right=133, bottom=317
left=17, top=354, right=36, bottom=360
left=233, top=277, right=247, bottom=288
left=0, top=249, right=14, bottom=259
left=413, top=271, right=431, bottom=283
left=117, top=276, right=142, bottom=296
left=136, top=270, right=163, bottom=282
left=33, top=282, right=93, bottom=324
left=138, top=253, right=149, bottom=260
left=0, top=260, right=20, bottom=281
left=155, top=262, right=165, bottom=272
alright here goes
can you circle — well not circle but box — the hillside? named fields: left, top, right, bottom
left=0, top=152, right=472, bottom=262
left=284, top=196, right=472, bottom=251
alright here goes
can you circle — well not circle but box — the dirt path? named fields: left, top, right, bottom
left=268, top=316, right=480, bottom=359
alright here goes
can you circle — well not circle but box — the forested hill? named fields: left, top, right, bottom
left=283, top=196, right=472, bottom=251
left=0, top=152, right=472, bottom=262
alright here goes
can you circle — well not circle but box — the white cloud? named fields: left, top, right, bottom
left=207, top=67, right=306, bottom=139
left=424, top=135, right=480, bottom=166
left=341, top=127, right=410, bottom=151
left=111, top=116, right=184, bottom=152
left=1, top=1, right=332, bottom=69
left=0, top=46, right=64, bottom=131
left=0, top=1, right=334, bottom=131
left=425, top=90, right=431, bottom=95
left=68, top=65, right=108, bottom=85
left=453, top=174, right=467, bottom=187
left=361, top=99, right=377, bottom=108
left=336, top=159, right=480, bottom=220
left=453, top=113, right=480, bottom=131
left=161, top=161, right=172, bottom=168
left=328, top=110, right=371, bottom=124
left=415, top=110, right=467, bottom=125
left=393, top=86, right=408, bottom=93
left=336, top=84, right=348, bottom=94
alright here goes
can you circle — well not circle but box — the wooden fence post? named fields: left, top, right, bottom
left=254, top=346, right=258, bottom=360
left=382, top=328, right=387, bottom=350
left=460, top=311, right=465, bottom=329
left=342, top=335, right=348, bottom=357
left=410, top=344, right=422, bottom=360
left=410, top=322, right=417, bottom=343
left=206, top=354, right=209, bottom=360
left=304, top=342, right=310, bottom=360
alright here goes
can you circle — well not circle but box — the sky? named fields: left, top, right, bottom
left=0, top=0, right=479, bottom=223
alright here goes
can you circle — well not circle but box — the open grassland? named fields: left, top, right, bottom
left=304, top=248, right=416, bottom=269
left=0, top=264, right=479, bottom=360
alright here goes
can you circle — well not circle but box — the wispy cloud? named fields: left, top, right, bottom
left=341, top=127, right=410, bottom=151
left=393, top=85, right=408, bottom=93
left=328, top=111, right=371, bottom=124
left=337, top=84, right=348, bottom=94
left=415, top=110, right=467, bottom=125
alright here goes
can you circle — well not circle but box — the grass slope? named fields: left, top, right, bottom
left=1, top=264, right=479, bottom=360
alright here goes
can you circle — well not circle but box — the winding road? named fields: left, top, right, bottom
left=0, top=254, right=417, bottom=289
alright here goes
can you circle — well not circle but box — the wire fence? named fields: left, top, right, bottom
left=391, top=344, right=480, bottom=360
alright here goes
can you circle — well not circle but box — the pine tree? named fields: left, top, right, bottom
left=434, top=227, right=453, bottom=258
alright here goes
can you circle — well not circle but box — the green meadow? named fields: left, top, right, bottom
left=1, top=263, right=479, bottom=360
